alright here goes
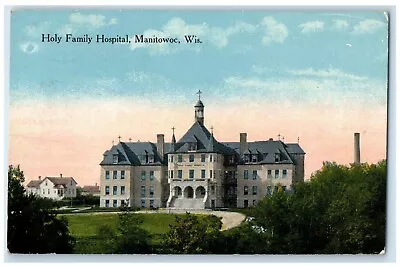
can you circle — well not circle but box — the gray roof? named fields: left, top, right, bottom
left=100, top=123, right=304, bottom=166
left=26, top=177, right=77, bottom=188
left=26, top=180, right=42, bottom=188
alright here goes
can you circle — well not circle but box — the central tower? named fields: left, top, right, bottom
left=194, top=90, right=204, bottom=125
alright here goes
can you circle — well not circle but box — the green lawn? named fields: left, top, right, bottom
left=61, top=212, right=180, bottom=253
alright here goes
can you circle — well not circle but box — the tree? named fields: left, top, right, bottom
left=251, top=160, right=386, bottom=254
left=115, top=208, right=151, bottom=254
left=164, top=213, right=222, bottom=254
left=7, top=165, right=75, bottom=253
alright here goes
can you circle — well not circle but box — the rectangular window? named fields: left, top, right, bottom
left=244, top=200, right=248, bottom=208
left=141, top=199, right=146, bottom=208
left=252, top=170, right=257, bottom=180
left=43, top=189, right=45, bottom=194
left=113, top=200, right=118, bottom=208
left=178, top=170, right=183, bottom=178
left=121, top=170, right=125, bottom=179
left=48, top=189, right=50, bottom=194
left=189, top=169, right=194, bottom=179
left=189, top=154, right=195, bottom=162
left=149, top=186, right=154, bottom=197
left=244, top=170, right=249, bottom=180
left=121, top=186, right=125, bottom=195
left=113, top=186, right=117, bottom=195
left=170, top=155, right=174, bottom=162
left=150, top=199, right=155, bottom=208
left=244, top=186, right=248, bottom=195
left=150, top=170, right=154, bottom=180
left=113, top=170, right=117, bottom=180
left=141, top=170, right=146, bottom=181
left=105, top=186, right=110, bottom=195
left=282, top=169, right=287, bottom=178
left=178, top=154, right=183, bottom=162
left=201, top=169, right=206, bottom=178
left=210, top=154, right=213, bottom=162
left=252, top=186, right=257, bottom=195
left=209, top=170, right=213, bottom=178
left=113, top=155, right=118, bottom=164
left=201, top=154, right=206, bottom=162
left=252, top=200, right=256, bottom=206
left=105, top=200, right=110, bottom=208
left=275, top=170, right=280, bottom=178
left=252, top=155, right=257, bottom=162
left=211, top=186, right=215, bottom=195
left=105, top=170, right=110, bottom=180
left=244, top=155, right=250, bottom=163
left=141, top=186, right=146, bottom=198
left=170, top=170, right=174, bottom=179
left=121, top=200, right=125, bottom=207
left=267, top=170, right=272, bottom=178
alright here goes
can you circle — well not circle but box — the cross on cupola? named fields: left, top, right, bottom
left=194, top=90, right=205, bottom=125
left=171, top=126, right=175, bottom=135
left=196, top=89, right=202, bottom=100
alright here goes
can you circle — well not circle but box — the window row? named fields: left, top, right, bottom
left=243, top=199, right=258, bottom=208
left=243, top=186, right=258, bottom=196
left=140, top=199, right=155, bottom=208
left=140, top=185, right=155, bottom=198
left=105, top=199, right=129, bottom=208
left=169, top=169, right=216, bottom=179
left=105, top=170, right=126, bottom=180
left=242, top=169, right=288, bottom=179
left=41, top=188, right=75, bottom=195
left=105, top=185, right=127, bottom=195
left=267, top=169, right=288, bottom=179
left=169, top=154, right=220, bottom=163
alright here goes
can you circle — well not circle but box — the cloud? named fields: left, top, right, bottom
left=352, top=19, right=386, bottom=34
left=298, top=20, right=324, bottom=33
left=24, top=21, right=51, bottom=38
left=260, top=16, right=288, bottom=45
left=130, top=16, right=287, bottom=55
left=68, top=12, right=117, bottom=28
left=287, top=68, right=367, bottom=81
left=332, top=19, right=349, bottom=31
left=20, top=42, right=39, bottom=54
left=55, top=12, right=118, bottom=35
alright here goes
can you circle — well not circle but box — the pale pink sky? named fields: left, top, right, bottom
left=9, top=98, right=387, bottom=186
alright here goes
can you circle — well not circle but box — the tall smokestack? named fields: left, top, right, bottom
left=240, top=133, right=248, bottom=154
left=354, top=133, right=360, bottom=164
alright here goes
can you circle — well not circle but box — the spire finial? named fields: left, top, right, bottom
left=282, top=136, right=285, bottom=142
left=172, top=126, right=175, bottom=135
left=196, top=90, right=202, bottom=100
left=129, top=137, right=132, bottom=142
left=210, top=126, right=214, bottom=135
left=112, top=140, right=114, bottom=145
left=297, top=136, right=300, bottom=144
left=118, top=135, right=121, bottom=142
left=278, top=133, right=281, bottom=141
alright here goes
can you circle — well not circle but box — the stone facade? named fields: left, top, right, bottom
left=99, top=97, right=305, bottom=209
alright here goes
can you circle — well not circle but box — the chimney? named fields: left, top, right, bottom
left=354, top=133, right=360, bottom=164
left=240, top=133, right=248, bottom=154
left=60, top=173, right=63, bottom=178
left=38, top=176, right=41, bottom=181
left=95, top=183, right=98, bottom=186
left=157, top=134, right=165, bottom=158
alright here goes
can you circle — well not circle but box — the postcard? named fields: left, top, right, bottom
left=7, top=9, right=388, bottom=255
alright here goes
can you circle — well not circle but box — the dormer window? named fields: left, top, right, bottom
left=148, top=155, right=154, bottom=163
left=113, top=154, right=118, bottom=164
left=244, top=154, right=250, bottom=163
left=188, top=142, right=197, bottom=151
left=252, top=155, right=258, bottom=163
left=275, top=153, right=280, bottom=162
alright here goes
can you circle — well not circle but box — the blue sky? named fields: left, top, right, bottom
left=10, top=10, right=388, bottom=105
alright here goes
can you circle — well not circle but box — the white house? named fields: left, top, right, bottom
left=26, top=174, right=78, bottom=201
